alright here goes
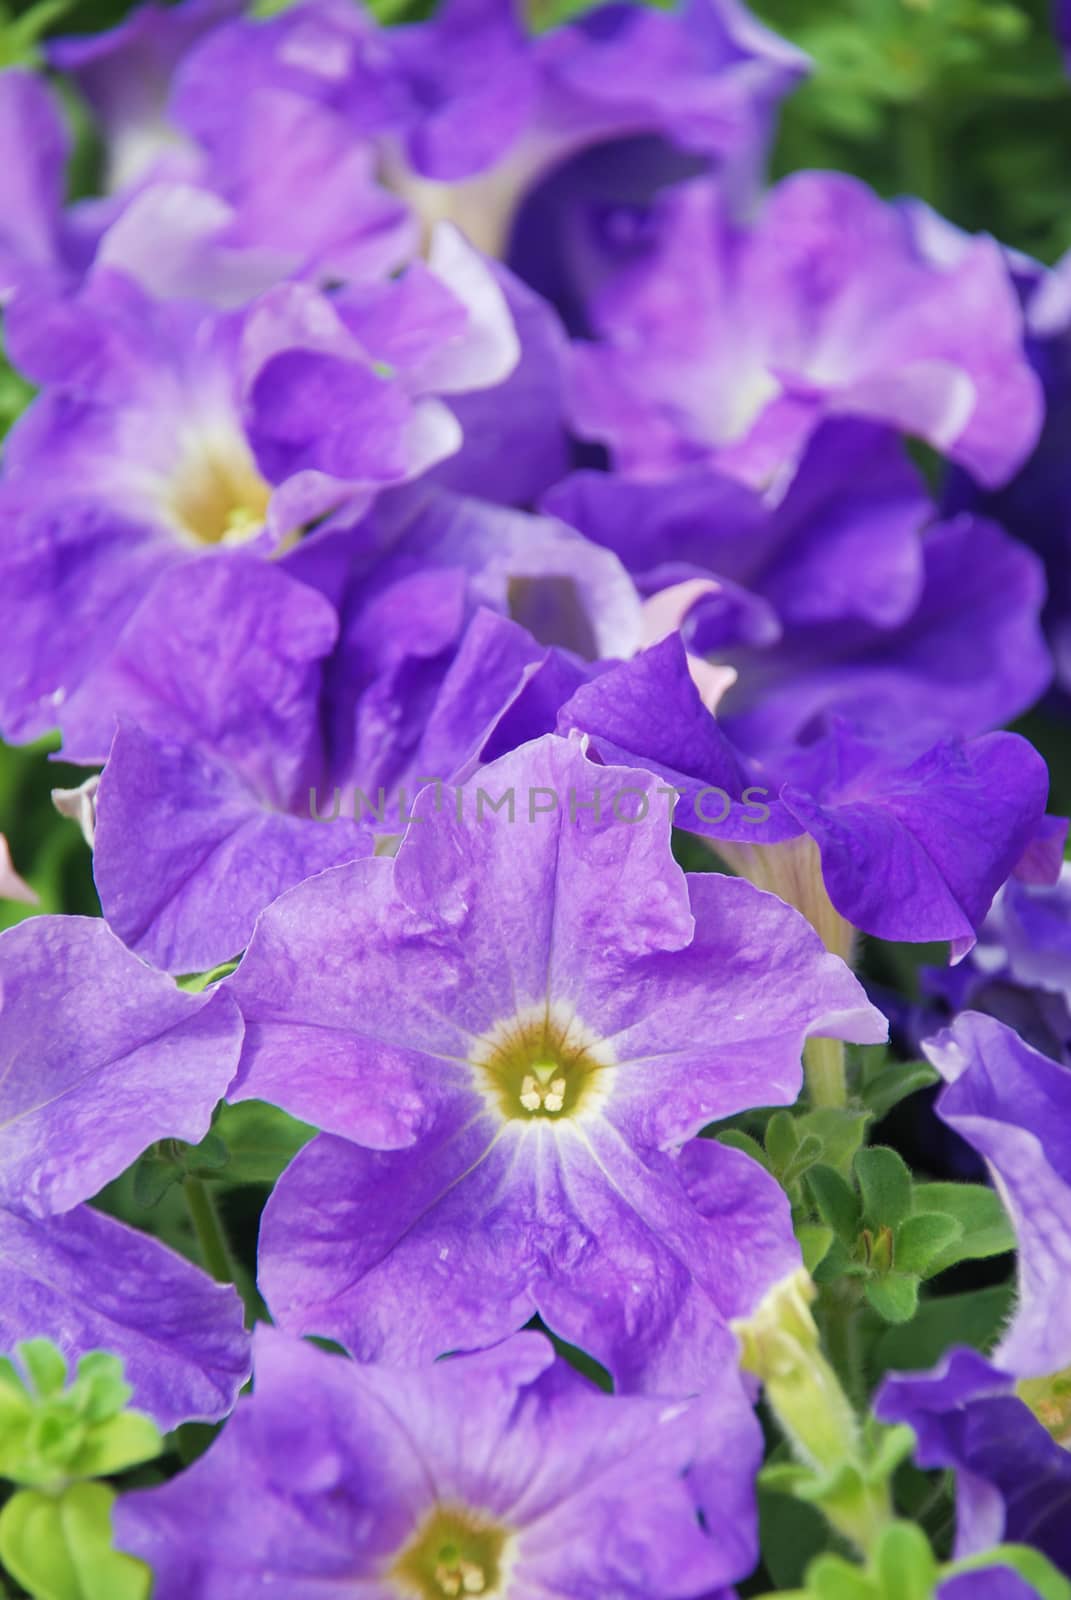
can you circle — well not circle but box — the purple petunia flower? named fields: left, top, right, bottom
left=873, top=1012, right=1071, bottom=1576
left=945, top=249, right=1071, bottom=698
left=924, top=1011, right=1071, bottom=1382
left=557, top=633, right=1050, bottom=955
left=1, top=1205, right=251, bottom=1431
left=0, top=914, right=250, bottom=1425
left=0, top=240, right=518, bottom=744
left=75, top=486, right=633, bottom=971
left=2, top=2, right=412, bottom=310
left=546, top=420, right=1052, bottom=758
left=226, top=735, right=884, bottom=1391
left=569, top=174, right=1043, bottom=489
left=117, top=1324, right=763, bottom=1598
left=170, top=0, right=806, bottom=277
left=922, top=860, right=1071, bottom=1064
left=878, top=1350, right=1071, bottom=1575
left=0, top=71, right=85, bottom=305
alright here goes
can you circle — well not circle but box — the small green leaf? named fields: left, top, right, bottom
left=715, top=1129, right=770, bottom=1170
left=864, top=1273, right=919, bottom=1324
left=894, top=1211, right=963, bottom=1276
left=19, top=1340, right=68, bottom=1399
left=874, top=1519, right=938, bottom=1600
left=860, top=1059, right=939, bottom=1121
left=805, top=1551, right=877, bottom=1600
left=855, top=1147, right=913, bottom=1230
left=797, top=1222, right=835, bottom=1275
left=58, top=1483, right=151, bottom=1600
left=765, top=1109, right=800, bottom=1172
left=781, top=1134, right=825, bottom=1188
left=911, top=1182, right=1015, bottom=1276
left=71, top=1412, right=162, bottom=1479
left=806, top=1163, right=861, bottom=1243
left=0, top=1484, right=151, bottom=1600
left=132, top=1153, right=182, bottom=1208
left=795, top=1108, right=871, bottom=1176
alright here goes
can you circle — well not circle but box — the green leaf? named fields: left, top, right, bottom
left=911, top=1182, right=1015, bottom=1276
left=210, top=1100, right=316, bottom=1185
left=874, top=1520, right=938, bottom=1600
left=805, top=1552, right=877, bottom=1600
left=131, top=1153, right=182, bottom=1208
left=794, top=1108, right=871, bottom=1176
left=797, top=1222, right=835, bottom=1275
left=19, top=1340, right=68, bottom=1399
left=855, top=1147, right=913, bottom=1230
left=714, top=1129, right=770, bottom=1169
left=871, top=1285, right=1015, bottom=1381
left=0, top=1484, right=151, bottom=1600
left=765, top=1109, right=800, bottom=1172
left=860, top=1058, right=939, bottom=1121
left=894, top=1211, right=963, bottom=1276
left=806, top=1163, right=861, bottom=1243
left=781, top=1134, right=825, bottom=1188
left=864, top=1273, right=920, bottom=1324
left=71, top=1413, right=162, bottom=1479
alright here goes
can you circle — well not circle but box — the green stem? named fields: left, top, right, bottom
left=804, top=1035, right=847, bottom=1110
left=183, top=1177, right=232, bottom=1284
left=821, top=1285, right=867, bottom=1413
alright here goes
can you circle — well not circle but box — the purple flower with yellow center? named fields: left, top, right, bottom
left=0, top=914, right=250, bottom=1426
left=227, top=734, right=885, bottom=1390
left=117, top=1324, right=764, bottom=1599
left=569, top=173, right=1043, bottom=490
left=0, top=239, right=518, bottom=743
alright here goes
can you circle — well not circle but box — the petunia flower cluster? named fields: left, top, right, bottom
left=2, top=0, right=1071, bottom=1595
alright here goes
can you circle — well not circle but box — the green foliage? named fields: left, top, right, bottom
left=751, top=0, right=1071, bottom=261
left=0, top=1483, right=151, bottom=1600
left=128, top=1099, right=316, bottom=1206
left=800, top=1142, right=1014, bottom=1330
left=0, top=1344, right=159, bottom=1600
left=0, top=1343, right=160, bottom=1491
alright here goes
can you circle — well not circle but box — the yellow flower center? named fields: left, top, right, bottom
left=1017, top=1369, right=1071, bottom=1447
left=391, top=1505, right=511, bottom=1599
left=470, top=1004, right=614, bottom=1123
left=166, top=433, right=272, bottom=548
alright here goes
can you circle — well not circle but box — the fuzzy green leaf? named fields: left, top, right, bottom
left=911, top=1182, right=1015, bottom=1276
left=860, top=1059, right=940, bottom=1121
left=806, top=1163, right=861, bottom=1243
left=864, top=1273, right=919, bottom=1324
left=855, top=1147, right=913, bottom=1230
left=894, top=1211, right=963, bottom=1276
left=0, top=1484, right=151, bottom=1600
